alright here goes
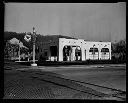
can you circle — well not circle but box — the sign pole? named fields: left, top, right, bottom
left=18, top=41, right=20, bottom=61
left=93, top=44, right=95, bottom=60
left=31, top=27, right=37, bottom=66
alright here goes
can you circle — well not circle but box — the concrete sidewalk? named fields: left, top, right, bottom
left=33, top=64, right=126, bottom=71
left=14, top=64, right=126, bottom=74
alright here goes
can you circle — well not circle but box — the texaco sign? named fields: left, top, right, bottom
left=24, top=34, right=31, bottom=42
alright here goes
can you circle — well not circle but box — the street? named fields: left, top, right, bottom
left=4, top=63, right=126, bottom=100
left=37, top=64, right=126, bottom=92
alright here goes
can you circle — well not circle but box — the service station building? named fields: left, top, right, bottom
left=37, top=37, right=111, bottom=62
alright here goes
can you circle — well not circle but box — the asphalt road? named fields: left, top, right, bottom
left=37, top=64, right=126, bottom=92
left=4, top=63, right=126, bottom=100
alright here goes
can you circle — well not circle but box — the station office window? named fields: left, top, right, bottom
left=101, top=48, right=109, bottom=52
left=101, top=48, right=109, bottom=54
left=89, top=48, right=98, bottom=54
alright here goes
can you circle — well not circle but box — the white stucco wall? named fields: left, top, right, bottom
left=59, top=38, right=83, bottom=61
left=59, top=38, right=111, bottom=61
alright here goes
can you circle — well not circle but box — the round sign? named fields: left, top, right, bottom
left=24, top=34, right=31, bottom=42
left=77, top=46, right=80, bottom=50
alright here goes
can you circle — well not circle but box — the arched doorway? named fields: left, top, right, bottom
left=63, top=45, right=82, bottom=61
left=75, top=46, right=82, bottom=61
left=89, top=47, right=99, bottom=60
left=101, top=48, right=110, bottom=60
left=63, top=46, right=72, bottom=61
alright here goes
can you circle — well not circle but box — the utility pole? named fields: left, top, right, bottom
left=31, top=27, right=37, bottom=66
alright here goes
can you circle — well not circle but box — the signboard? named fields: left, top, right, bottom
left=24, top=33, right=31, bottom=42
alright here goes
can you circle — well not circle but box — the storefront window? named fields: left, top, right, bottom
left=101, top=48, right=109, bottom=52
left=89, top=48, right=98, bottom=53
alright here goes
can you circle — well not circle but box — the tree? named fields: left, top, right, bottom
left=111, top=39, right=126, bottom=63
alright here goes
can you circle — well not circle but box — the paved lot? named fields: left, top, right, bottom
left=38, top=64, right=126, bottom=91
left=4, top=69, right=108, bottom=99
left=4, top=63, right=126, bottom=100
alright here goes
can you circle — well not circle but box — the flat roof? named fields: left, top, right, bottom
left=59, top=38, right=111, bottom=43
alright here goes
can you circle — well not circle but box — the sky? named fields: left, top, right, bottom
left=4, top=3, right=126, bottom=42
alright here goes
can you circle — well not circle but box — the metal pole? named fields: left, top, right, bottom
left=93, top=46, right=94, bottom=60
left=33, top=27, right=35, bottom=63
left=31, top=27, right=37, bottom=66
left=33, top=39, right=35, bottom=63
left=28, top=52, right=29, bottom=61
left=19, top=41, right=20, bottom=61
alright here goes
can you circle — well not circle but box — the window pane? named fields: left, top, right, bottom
left=89, top=48, right=98, bottom=52
left=101, top=48, right=109, bottom=52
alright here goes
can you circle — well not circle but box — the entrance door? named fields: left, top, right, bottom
left=50, top=46, right=57, bottom=61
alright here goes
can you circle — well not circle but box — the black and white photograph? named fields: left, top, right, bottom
left=4, top=3, right=126, bottom=100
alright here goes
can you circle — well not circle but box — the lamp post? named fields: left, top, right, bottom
left=18, top=40, right=21, bottom=61
left=93, top=44, right=95, bottom=60
left=31, top=27, right=37, bottom=66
